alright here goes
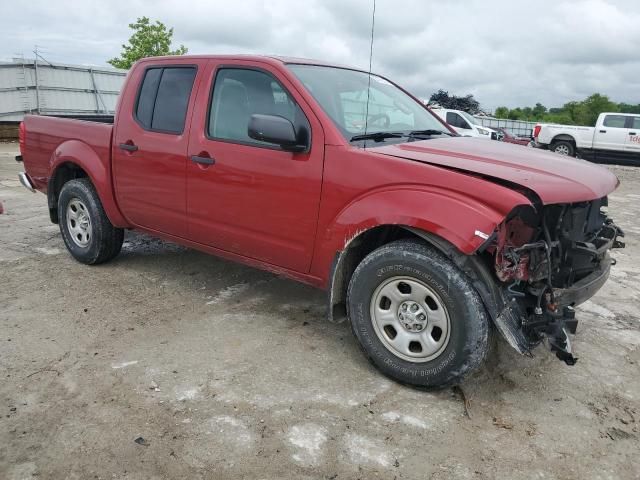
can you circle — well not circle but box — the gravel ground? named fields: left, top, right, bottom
left=1, top=142, right=639, bottom=479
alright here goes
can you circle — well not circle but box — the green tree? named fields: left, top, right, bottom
left=619, top=103, right=640, bottom=114
left=532, top=102, right=547, bottom=118
left=428, top=90, right=481, bottom=114
left=493, top=106, right=509, bottom=118
left=508, top=107, right=523, bottom=120
left=580, top=93, right=619, bottom=125
left=108, top=17, right=188, bottom=69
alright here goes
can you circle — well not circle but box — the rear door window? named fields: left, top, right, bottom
left=631, top=116, right=640, bottom=130
left=135, top=66, right=197, bottom=134
left=135, top=68, right=162, bottom=129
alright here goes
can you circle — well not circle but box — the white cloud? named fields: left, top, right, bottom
left=2, top=0, right=639, bottom=109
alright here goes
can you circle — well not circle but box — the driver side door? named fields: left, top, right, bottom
left=186, top=61, right=325, bottom=273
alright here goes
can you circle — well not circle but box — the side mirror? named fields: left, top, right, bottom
left=248, top=114, right=307, bottom=152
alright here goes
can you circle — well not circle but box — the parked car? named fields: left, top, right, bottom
left=16, top=55, right=624, bottom=388
left=431, top=108, right=497, bottom=139
left=495, top=127, right=532, bottom=146
left=533, top=112, right=640, bottom=165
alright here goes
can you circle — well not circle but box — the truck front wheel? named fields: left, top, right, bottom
left=58, top=178, right=124, bottom=265
left=347, top=239, right=490, bottom=388
left=550, top=140, right=575, bottom=157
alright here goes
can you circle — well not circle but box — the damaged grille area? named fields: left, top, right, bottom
left=494, top=198, right=623, bottom=291
left=544, top=198, right=623, bottom=288
left=489, top=197, right=624, bottom=364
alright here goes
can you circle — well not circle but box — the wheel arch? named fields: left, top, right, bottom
left=47, top=140, right=128, bottom=227
left=318, top=187, right=522, bottom=323
left=551, top=134, right=577, bottom=146
left=47, top=161, right=88, bottom=223
left=327, top=225, right=504, bottom=325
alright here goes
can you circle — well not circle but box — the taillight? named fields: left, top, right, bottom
left=18, top=121, right=25, bottom=154
left=533, top=125, right=541, bottom=139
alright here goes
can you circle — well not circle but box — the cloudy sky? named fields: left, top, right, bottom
left=2, top=0, right=639, bottom=110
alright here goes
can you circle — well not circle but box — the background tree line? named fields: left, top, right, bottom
left=493, top=94, right=640, bottom=126
left=430, top=90, right=640, bottom=127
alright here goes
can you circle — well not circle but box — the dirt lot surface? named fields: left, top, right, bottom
left=1, top=141, right=639, bottom=479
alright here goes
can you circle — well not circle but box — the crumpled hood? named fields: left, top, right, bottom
left=375, top=137, right=619, bottom=204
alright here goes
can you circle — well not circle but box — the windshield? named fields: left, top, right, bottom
left=287, top=64, right=448, bottom=143
left=459, top=111, right=481, bottom=126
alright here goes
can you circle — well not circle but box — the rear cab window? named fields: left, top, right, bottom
left=135, top=66, right=197, bottom=134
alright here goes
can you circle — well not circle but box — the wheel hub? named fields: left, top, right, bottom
left=66, top=198, right=92, bottom=247
left=370, top=276, right=451, bottom=363
left=397, top=301, right=428, bottom=332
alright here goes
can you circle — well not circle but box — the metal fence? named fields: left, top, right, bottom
left=474, top=116, right=537, bottom=138
left=0, top=58, right=126, bottom=122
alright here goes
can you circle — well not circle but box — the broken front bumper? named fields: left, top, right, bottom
left=493, top=251, right=618, bottom=365
left=553, top=254, right=612, bottom=307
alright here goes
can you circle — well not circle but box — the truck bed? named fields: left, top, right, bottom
left=21, top=115, right=113, bottom=192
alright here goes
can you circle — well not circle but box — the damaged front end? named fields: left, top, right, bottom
left=487, top=198, right=624, bottom=364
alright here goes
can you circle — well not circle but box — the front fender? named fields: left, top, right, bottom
left=312, top=185, right=531, bottom=285
left=50, top=140, right=128, bottom=227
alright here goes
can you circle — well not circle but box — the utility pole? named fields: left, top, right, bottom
left=33, top=46, right=40, bottom=114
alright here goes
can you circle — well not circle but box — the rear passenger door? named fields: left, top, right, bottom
left=113, top=61, right=199, bottom=237
left=625, top=116, right=640, bottom=154
left=186, top=60, right=324, bottom=273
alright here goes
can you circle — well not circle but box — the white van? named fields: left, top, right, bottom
left=431, top=108, right=497, bottom=140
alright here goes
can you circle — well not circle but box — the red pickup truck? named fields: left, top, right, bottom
left=16, top=55, right=624, bottom=388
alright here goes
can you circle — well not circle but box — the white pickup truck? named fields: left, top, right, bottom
left=533, top=112, right=640, bottom=165
left=431, top=108, right=497, bottom=140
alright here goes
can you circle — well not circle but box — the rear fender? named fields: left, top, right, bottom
left=49, top=140, right=128, bottom=227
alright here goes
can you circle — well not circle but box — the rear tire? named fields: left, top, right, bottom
left=347, top=239, right=490, bottom=389
left=550, top=140, right=575, bottom=157
left=58, top=178, right=124, bottom=265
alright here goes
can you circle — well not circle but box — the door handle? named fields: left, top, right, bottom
left=191, top=155, right=215, bottom=165
left=119, top=142, right=138, bottom=152
left=599, top=130, right=606, bottom=133
left=630, top=132, right=637, bottom=135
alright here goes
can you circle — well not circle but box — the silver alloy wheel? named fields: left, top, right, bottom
left=66, top=197, right=92, bottom=247
left=370, top=276, right=451, bottom=363
left=554, top=144, right=570, bottom=155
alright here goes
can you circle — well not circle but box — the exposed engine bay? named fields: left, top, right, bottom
left=488, top=197, right=625, bottom=364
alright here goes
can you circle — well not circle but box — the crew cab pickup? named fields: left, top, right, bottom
left=534, top=112, right=640, bottom=165
left=17, top=55, right=625, bottom=388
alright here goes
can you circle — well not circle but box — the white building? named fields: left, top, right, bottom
left=0, top=58, right=126, bottom=122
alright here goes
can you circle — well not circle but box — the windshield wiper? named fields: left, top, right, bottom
left=408, top=129, right=453, bottom=137
left=350, top=132, right=404, bottom=142
left=350, top=129, right=453, bottom=144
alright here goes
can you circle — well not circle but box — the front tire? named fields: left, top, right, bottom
left=347, top=240, right=490, bottom=388
left=58, top=178, right=124, bottom=265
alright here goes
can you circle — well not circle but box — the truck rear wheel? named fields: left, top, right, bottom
left=550, top=140, right=575, bottom=157
left=58, top=178, right=124, bottom=265
left=346, top=239, right=490, bottom=388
